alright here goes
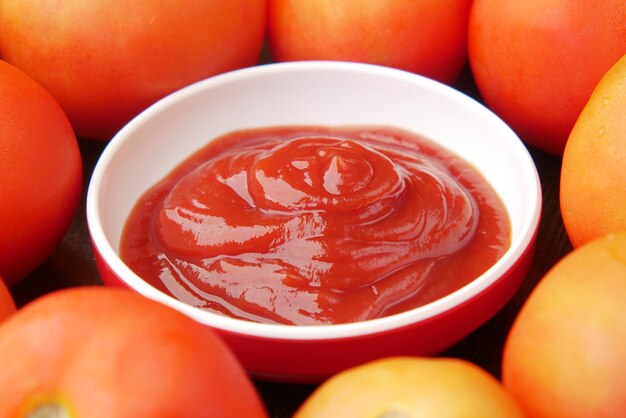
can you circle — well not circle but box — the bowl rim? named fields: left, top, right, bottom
left=86, top=60, right=542, bottom=341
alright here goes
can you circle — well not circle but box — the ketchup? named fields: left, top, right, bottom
left=120, top=126, right=510, bottom=325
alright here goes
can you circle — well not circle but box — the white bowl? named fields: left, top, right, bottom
left=87, top=61, right=541, bottom=382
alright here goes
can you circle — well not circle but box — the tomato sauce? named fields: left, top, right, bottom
left=120, top=126, right=510, bottom=325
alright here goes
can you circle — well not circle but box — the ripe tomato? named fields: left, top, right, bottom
left=0, top=0, right=266, bottom=140
left=268, top=0, right=473, bottom=84
left=560, top=53, right=626, bottom=247
left=468, top=0, right=626, bottom=155
left=0, top=286, right=268, bottom=418
left=294, top=357, right=524, bottom=417
left=0, top=277, right=16, bottom=323
left=0, top=60, right=82, bottom=286
left=503, top=233, right=626, bottom=417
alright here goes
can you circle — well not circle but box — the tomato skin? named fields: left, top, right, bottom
left=502, top=233, right=626, bottom=417
left=294, top=356, right=525, bottom=417
left=0, top=277, right=16, bottom=322
left=0, top=286, right=269, bottom=418
left=0, top=60, right=82, bottom=286
left=268, top=0, right=472, bottom=85
left=0, top=0, right=266, bottom=140
left=468, top=0, right=626, bottom=155
left=560, top=53, right=626, bottom=248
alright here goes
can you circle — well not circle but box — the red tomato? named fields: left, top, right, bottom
left=502, top=233, right=626, bottom=417
left=0, top=60, right=82, bottom=286
left=0, top=286, right=269, bottom=418
left=468, top=0, right=626, bottom=155
left=0, top=0, right=266, bottom=140
left=0, top=277, right=16, bottom=323
left=294, top=357, right=525, bottom=417
left=268, top=0, right=473, bottom=84
left=560, top=54, right=626, bottom=248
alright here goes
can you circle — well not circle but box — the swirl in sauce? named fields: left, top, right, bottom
left=120, top=126, right=510, bottom=325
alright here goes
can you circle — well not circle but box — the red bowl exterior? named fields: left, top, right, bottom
left=92, top=231, right=537, bottom=383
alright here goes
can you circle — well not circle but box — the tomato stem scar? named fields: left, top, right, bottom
left=27, top=403, right=71, bottom=418
left=377, top=411, right=410, bottom=418
left=21, top=396, right=74, bottom=418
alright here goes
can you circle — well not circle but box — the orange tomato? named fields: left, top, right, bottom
left=0, top=60, right=82, bottom=286
left=294, top=356, right=525, bottom=417
left=0, top=0, right=266, bottom=140
left=560, top=53, right=626, bottom=248
left=0, top=286, right=268, bottom=418
left=0, top=277, right=16, bottom=323
left=268, top=0, right=473, bottom=84
left=468, top=0, right=626, bottom=155
left=502, top=233, right=626, bottom=418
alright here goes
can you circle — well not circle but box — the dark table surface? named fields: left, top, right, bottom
left=10, top=67, right=573, bottom=417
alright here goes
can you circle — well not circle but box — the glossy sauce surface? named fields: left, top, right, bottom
left=120, top=126, right=510, bottom=325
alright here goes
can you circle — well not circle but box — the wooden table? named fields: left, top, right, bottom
left=11, top=68, right=573, bottom=417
